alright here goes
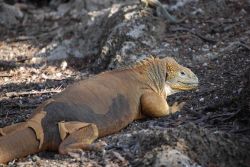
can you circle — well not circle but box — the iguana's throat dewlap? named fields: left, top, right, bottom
left=164, top=84, right=179, bottom=96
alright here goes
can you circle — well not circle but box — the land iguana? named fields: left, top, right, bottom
left=0, top=56, right=198, bottom=164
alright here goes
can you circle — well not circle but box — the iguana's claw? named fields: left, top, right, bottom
left=68, top=141, right=107, bottom=161
left=170, top=102, right=186, bottom=114
left=68, top=149, right=84, bottom=161
left=94, top=141, right=107, bottom=151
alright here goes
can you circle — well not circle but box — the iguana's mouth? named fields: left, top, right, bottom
left=178, top=81, right=199, bottom=86
left=171, top=81, right=199, bottom=90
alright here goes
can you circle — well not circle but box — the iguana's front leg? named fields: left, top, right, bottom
left=140, top=92, right=184, bottom=117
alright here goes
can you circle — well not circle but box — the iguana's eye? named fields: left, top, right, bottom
left=180, top=71, right=186, bottom=76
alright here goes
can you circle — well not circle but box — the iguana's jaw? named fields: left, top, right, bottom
left=166, top=80, right=199, bottom=92
left=164, top=82, right=198, bottom=96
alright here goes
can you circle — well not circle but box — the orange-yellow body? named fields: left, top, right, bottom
left=0, top=57, right=198, bottom=164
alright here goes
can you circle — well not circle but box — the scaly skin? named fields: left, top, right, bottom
left=0, top=56, right=198, bottom=164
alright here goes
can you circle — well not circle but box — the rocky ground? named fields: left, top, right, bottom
left=0, top=0, right=250, bottom=166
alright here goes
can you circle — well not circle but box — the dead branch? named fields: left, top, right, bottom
left=5, top=89, right=62, bottom=98
left=6, top=36, right=36, bottom=43
left=239, top=41, right=250, bottom=51
left=0, top=73, right=12, bottom=77
left=170, top=27, right=218, bottom=44
left=220, top=41, right=250, bottom=52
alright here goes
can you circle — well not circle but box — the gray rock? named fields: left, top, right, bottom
left=152, top=147, right=201, bottom=167
left=110, top=123, right=250, bottom=167
left=0, top=1, right=23, bottom=28
left=193, top=52, right=219, bottom=62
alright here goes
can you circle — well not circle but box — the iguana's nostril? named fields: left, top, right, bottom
left=194, top=76, right=199, bottom=83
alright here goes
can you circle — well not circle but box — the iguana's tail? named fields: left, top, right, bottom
left=0, top=127, right=40, bottom=164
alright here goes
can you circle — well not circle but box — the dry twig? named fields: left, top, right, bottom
left=170, top=27, right=218, bottom=44
left=0, top=73, right=12, bottom=77
left=220, top=41, right=250, bottom=52
left=5, top=89, right=62, bottom=98
left=6, top=36, right=36, bottom=43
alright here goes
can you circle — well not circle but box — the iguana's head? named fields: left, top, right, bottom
left=163, top=57, right=199, bottom=94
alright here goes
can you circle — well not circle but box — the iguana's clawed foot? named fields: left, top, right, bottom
left=67, top=141, right=107, bottom=160
left=67, top=141, right=107, bottom=153
left=170, top=102, right=186, bottom=114
left=68, top=149, right=84, bottom=160
left=91, top=141, right=107, bottom=151
left=141, top=8, right=152, bottom=17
